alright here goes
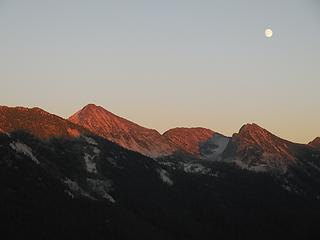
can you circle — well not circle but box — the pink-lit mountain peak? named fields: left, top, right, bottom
left=237, top=123, right=289, bottom=147
left=163, top=127, right=215, bottom=156
left=69, top=104, right=176, bottom=157
left=227, top=123, right=296, bottom=165
left=0, top=105, right=87, bottom=139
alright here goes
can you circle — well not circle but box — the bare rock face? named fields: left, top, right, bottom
left=0, top=106, right=87, bottom=139
left=163, top=127, right=215, bottom=156
left=309, top=137, right=320, bottom=150
left=223, top=123, right=296, bottom=172
left=69, top=104, right=177, bottom=157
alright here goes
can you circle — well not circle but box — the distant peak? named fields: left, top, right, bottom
left=74, top=104, right=110, bottom=116
left=0, top=105, right=47, bottom=114
left=83, top=103, right=100, bottom=110
left=0, top=105, right=86, bottom=139
left=236, top=123, right=279, bottom=144
left=309, top=137, right=320, bottom=149
left=163, top=127, right=214, bottom=135
left=239, top=123, right=266, bottom=133
left=163, top=127, right=215, bottom=156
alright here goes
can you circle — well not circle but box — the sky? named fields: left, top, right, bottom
left=0, top=0, right=319, bottom=143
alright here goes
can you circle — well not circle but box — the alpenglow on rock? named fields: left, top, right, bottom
left=69, top=104, right=177, bottom=157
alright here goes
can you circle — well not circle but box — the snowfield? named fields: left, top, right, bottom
left=84, top=153, right=98, bottom=173
left=63, top=178, right=96, bottom=200
left=86, top=178, right=115, bottom=203
left=157, top=169, right=174, bottom=186
left=159, top=161, right=219, bottom=177
left=83, top=145, right=100, bottom=173
left=234, top=160, right=269, bottom=173
left=10, top=141, right=40, bottom=164
left=83, top=136, right=98, bottom=146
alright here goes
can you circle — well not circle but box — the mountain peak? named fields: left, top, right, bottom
left=82, top=103, right=100, bottom=110
left=313, top=137, right=320, bottom=142
left=237, top=123, right=279, bottom=144
left=309, top=137, right=320, bottom=149
left=239, top=123, right=266, bottom=133
left=0, top=106, right=87, bottom=139
left=69, top=104, right=176, bottom=157
left=79, top=103, right=107, bottom=114
left=163, top=127, right=214, bottom=137
left=163, top=127, right=215, bottom=156
left=223, top=123, right=295, bottom=171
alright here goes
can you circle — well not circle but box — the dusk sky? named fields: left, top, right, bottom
left=1, top=0, right=319, bottom=143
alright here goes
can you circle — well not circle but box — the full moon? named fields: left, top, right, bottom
left=265, top=28, right=273, bottom=38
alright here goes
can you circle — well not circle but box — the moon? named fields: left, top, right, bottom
left=265, top=28, right=273, bottom=38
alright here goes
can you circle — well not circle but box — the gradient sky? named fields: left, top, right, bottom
left=0, top=0, right=319, bottom=143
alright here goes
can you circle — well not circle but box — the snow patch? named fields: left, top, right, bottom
left=93, top=147, right=100, bottom=156
left=64, top=178, right=81, bottom=192
left=64, top=178, right=95, bottom=200
left=159, top=161, right=176, bottom=168
left=234, top=160, right=268, bottom=173
left=180, top=163, right=219, bottom=177
left=84, top=153, right=97, bottom=173
left=83, top=144, right=101, bottom=173
left=86, top=178, right=115, bottom=203
left=10, top=141, right=40, bottom=164
left=65, top=190, right=74, bottom=198
left=84, top=136, right=98, bottom=146
left=159, top=161, right=219, bottom=177
left=157, top=169, right=174, bottom=186
left=182, top=163, right=211, bottom=175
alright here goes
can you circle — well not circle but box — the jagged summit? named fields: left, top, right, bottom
left=223, top=123, right=296, bottom=172
left=77, top=103, right=108, bottom=114
left=239, top=123, right=264, bottom=133
left=236, top=123, right=291, bottom=146
left=309, top=137, right=320, bottom=150
left=70, top=103, right=155, bottom=131
left=69, top=104, right=176, bottom=157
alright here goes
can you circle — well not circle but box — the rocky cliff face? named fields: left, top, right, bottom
left=309, top=137, right=320, bottom=150
left=0, top=106, right=87, bottom=139
left=69, top=104, right=177, bottom=157
left=222, top=123, right=297, bottom=172
left=163, top=127, right=215, bottom=156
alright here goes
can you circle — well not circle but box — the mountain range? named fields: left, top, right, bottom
left=1, top=103, right=320, bottom=240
